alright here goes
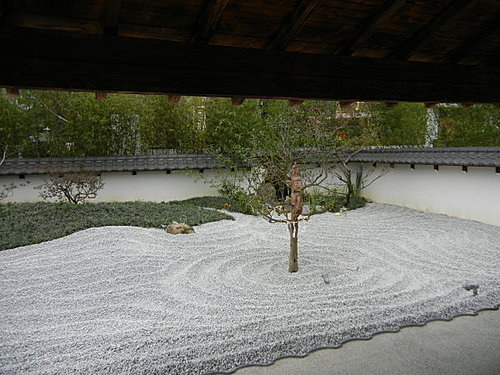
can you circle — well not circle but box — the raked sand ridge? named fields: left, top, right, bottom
left=1, top=203, right=499, bottom=374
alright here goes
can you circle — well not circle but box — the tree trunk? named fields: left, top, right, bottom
left=288, top=165, right=303, bottom=273
left=288, top=222, right=299, bottom=272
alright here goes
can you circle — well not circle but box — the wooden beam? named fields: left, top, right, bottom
left=6, top=11, right=103, bottom=34
left=424, top=102, right=438, bottom=108
left=95, top=91, right=107, bottom=100
left=289, top=99, right=304, bottom=107
left=1, top=29, right=499, bottom=103
left=231, top=97, right=245, bottom=106
left=445, top=22, right=500, bottom=64
left=102, top=0, right=122, bottom=35
left=6, top=87, right=20, bottom=98
left=385, top=102, right=398, bottom=108
left=334, top=0, right=406, bottom=56
left=390, top=0, right=474, bottom=60
left=0, top=0, right=10, bottom=31
left=168, top=95, right=182, bottom=104
left=460, top=102, right=473, bottom=108
left=192, top=0, right=230, bottom=43
left=0, top=0, right=5, bottom=28
left=267, top=0, right=321, bottom=50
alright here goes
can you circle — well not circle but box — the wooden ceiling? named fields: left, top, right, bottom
left=1, top=0, right=499, bottom=103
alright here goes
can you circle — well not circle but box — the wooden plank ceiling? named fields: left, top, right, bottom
left=1, top=0, right=499, bottom=103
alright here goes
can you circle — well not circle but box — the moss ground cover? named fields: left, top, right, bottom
left=0, top=197, right=240, bottom=251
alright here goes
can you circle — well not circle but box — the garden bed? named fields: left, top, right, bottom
left=1, top=203, right=499, bottom=374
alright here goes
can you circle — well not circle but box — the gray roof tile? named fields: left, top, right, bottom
left=0, top=154, right=220, bottom=176
left=1, top=147, right=499, bottom=176
left=348, top=147, right=500, bottom=167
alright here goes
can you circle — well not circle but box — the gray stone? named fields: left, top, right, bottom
left=166, top=223, right=195, bottom=235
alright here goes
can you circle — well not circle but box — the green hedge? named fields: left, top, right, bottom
left=0, top=199, right=233, bottom=251
left=170, top=196, right=250, bottom=214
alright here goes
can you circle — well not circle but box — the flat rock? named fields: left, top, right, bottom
left=166, top=223, right=195, bottom=235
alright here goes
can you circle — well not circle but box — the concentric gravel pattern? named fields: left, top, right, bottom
left=1, top=204, right=499, bottom=374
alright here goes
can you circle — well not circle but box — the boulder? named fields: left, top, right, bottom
left=166, top=223, right=195, bottom=235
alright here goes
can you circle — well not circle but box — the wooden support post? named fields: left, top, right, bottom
left=168, top=95, right=181, bottom=104
left=231, top=97, right=245, bottom=106
left=6, top=87, right=20, bottom=98
left=288, top=99, right=304, bottom=107
left=339, top=101, right=354, bottom=110
left=95, top=91, right=107, bottom=100
left=424, top=102, right=438, bottom=108
left=385, top=102, right=398, bottom=108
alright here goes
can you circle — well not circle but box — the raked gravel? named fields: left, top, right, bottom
left=1, top=203, right=499, bottom=374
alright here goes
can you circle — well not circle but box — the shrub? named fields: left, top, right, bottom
left=35, top=170, right=104, bottom=204
left=172, top=196, right=251, bottom=214
left=0, top=199, right=233, bottom=251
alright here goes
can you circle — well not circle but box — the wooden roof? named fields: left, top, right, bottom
left=1, top=0, right=499, bottom=103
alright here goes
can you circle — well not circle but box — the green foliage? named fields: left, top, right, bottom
left=0, top=90, right=32, bottom=157
left=434, top=104, right=500, bottom=146
left=304, top=189, right=339, bottom=214
left=346, top=196, right=367, bottom=210
left=214, top=177, right=261, bottom=215
left=1, top=90, right=145, bottom=157
left=366, top=102, right=428, bottom=146
left=170, top=196, right=250, bottom=214
left=2, top=89, right=497, bottom=160
left=208, top=100, right=361, bottom=221
left=0, top=90, right=208, bottom=158
left=139, top=96, right=206, bottom=153
left=204, top=98, right=264, bottom=158
left=0, top=199, right=233, bottom=251
left=304, top=189, right=366, bottom=213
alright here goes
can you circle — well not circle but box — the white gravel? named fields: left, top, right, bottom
left=1, top=203, right=499, bottom=374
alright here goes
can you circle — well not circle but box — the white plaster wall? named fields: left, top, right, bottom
left=3, top=164, right=500, bottom=227
left=361, top=164, right=500, bottom=227
left=0, top=170, right=223, bottom=203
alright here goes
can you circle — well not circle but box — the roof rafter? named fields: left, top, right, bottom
left=445, top=22, right=500, bottom=64
left=102, top=0, right=122, bottom=35
left=0, top=0, right=5, bottom=28
left=334, top=0, right=406, bottom=56
left=191, top=0, right=230, bottom=43
left=267, top=0, right=321, bottom=50
left=2, top=29, right=499, bottom=103
left=390, top=0, right=475, bottom=60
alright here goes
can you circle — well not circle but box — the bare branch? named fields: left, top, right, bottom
left=0, top=147, right=6, bottom=166
left=37, top=99, right=69, bottom=123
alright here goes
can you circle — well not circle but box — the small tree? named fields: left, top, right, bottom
left=333, top=150, right=386, bottom=205
left=0, top=183, right=18, bottom=201
left=213, top=101, right=346, bottom=272
left=36, top=169, right=104, bottom=203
